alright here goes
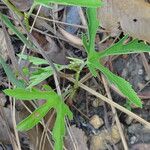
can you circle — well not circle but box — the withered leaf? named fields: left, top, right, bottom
left=98, top=0, right=150, bottom=42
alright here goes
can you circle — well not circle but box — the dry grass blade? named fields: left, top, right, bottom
left=101, top=75, right=128, bottom=150
left=140, top=53, right=150, bottom=79
left=58, top=26, right=83, bottom=46
left=0, top=105, right=18, bottom=149
left=10, top=97, right=22, bottom=150
left=2, top=23, right=18, bottom=71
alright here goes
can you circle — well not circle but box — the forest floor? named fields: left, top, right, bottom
left=0, top=1, right=150, bottom=150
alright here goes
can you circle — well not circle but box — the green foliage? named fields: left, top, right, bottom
left=18, top=54, right=85, bottom=88
left=34, top=0, right=102, bottom=7
left=0, top=13, right=34, bottom=49
left=17, top=102, right=51, bottom=131
left=18, top=54, right=49, bottom=65
left=87, top=54, right=143, bottom=107
left=0, top=55, right=25, bottom=88
left=82, top=8, right=144, bottom=108
left=94, top=62, right=142, bottom=107
left=2, top=0, right=150, bottom=149
left=83, top=8, right=99, bottom=54
left=2, top=0, right=24, bottom=18
left=99, top=35, right=150, bottom=58
left=18, top=54, right=67, bottom=88
left=68, top=57, right=85, bottom=72
left=28, top=67, right=53, bottom=88
left=4, top=88, right=73, bottom=150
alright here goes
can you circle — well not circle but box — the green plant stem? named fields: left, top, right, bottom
left=69, top=63, right=85, bottom=100
left=24, top=3, right=37, bottom=31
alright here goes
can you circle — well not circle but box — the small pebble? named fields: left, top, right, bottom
left=0, top=145, right=3, bottom=150
left=89, top=115, right=104, bottom=129
left=90, top=125, right=121, bottom=150
left=145, top=75, right=150, bottom=81
left=92, top=99, right=103, bottom=108
left=125, top=116, right=134, bottom=125
left=138, top=69, right=144, bottom=75
left=121, top=68, right=128, bottom=77
left=137, top=83, right=145, bottom=89
left=130, top=136, right=138, bottom=144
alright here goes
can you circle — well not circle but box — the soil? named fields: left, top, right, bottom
left=0, top=1, right=150, bottom=150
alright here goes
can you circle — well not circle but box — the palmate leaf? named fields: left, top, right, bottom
left=99, top=35, right=150, bottom=58
left=3, top=88, right=73, bottom=150
left=34, top=0, right=102, bottom=7
left=18, top=54, right=54, bottom=88
left=83, top=7, right=142, bottom=108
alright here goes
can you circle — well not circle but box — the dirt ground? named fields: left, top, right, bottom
left=0, top=1, right=150, bottom=150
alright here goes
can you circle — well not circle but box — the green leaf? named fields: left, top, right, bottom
left=42, top=84, right=53, bottom=91
left=0, top=55, right=25, bottom=88
left=82, top=7, right=142, bottom=108
left=87, top=62, right=98, bottom=77
left=18, top=54, right=68, bottom=88
left=4, top=88, right=73, bottom=150
left=87, top=8, right=99, bottom=52
left=0, top=13, right=34, bottom=49
left=17, top=102, right=52, bottom=131
left=17, top=54, right=49, bottom=65
left=99, top=35, right=150, bottom=58
left=34, top=0, right=102, bottom=7
left=82, top=8, right=99, bottom=53
left=17, top=54, right=54, bottom=88
left=88, top=61, right=142, bottom=108
left=4, top=88, right=58, bottom=100
left=28, top=67, right=53, bottom=88
left=28, top=65, right=67, bottom=88
left=53, top=102, right=73, bottom=150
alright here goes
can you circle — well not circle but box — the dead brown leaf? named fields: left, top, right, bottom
left=98, top=0, right=150, bottom=42
left=59, top=26, right=83, bottom=46
left=0, top=29, right=8, bottom=61
left=32, top=31, right=69, bottom=65
left=9, top=0, right=33, bottom=11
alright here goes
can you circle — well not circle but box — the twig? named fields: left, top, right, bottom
left=31, top=13, right=88, bottom=29
left=60, top=72, right=150, bottom=128
left=140, top=53, right=150, bottom=79
left=101, top=75, right=128, bottom=150
left=20, top=101, right=54, bottom=149
left=19, top=5, right=42, bottom=64
left=11, top=98, right=22, bottom=150
left=79, top=72, right=93, bottom=83
left=2, top=23, right=18, bottom=71
left=2, top=23, right=28, bottom=83
left=0, top=107, right=18, bottom=149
